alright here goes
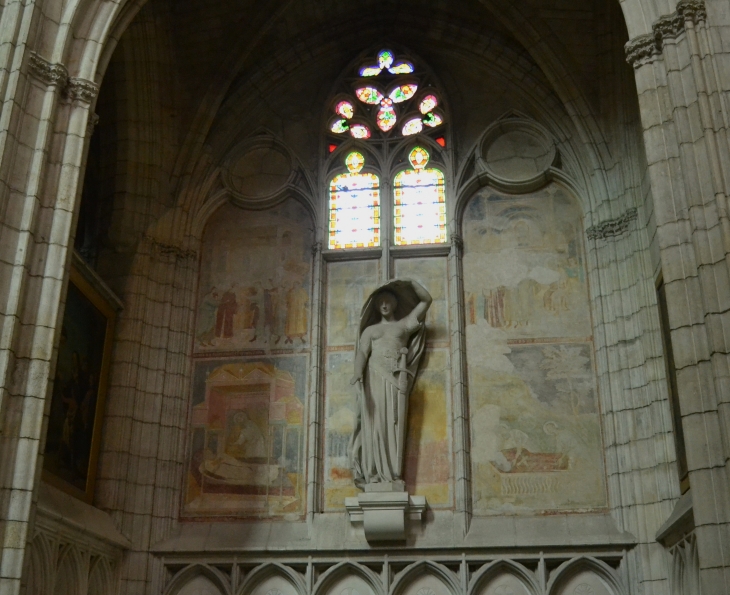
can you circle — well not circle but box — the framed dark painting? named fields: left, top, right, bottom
left=43, top=264, right=116, bottom=502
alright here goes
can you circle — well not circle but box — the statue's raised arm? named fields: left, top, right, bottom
left=349, top=278, right=432, bottom=490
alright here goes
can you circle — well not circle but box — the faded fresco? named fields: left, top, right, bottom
left=464, top=185, right=606, bottom=514
left=463, top=186, right=591, bottom=340
left=323, top=257, right=452, bottom=509
left=195, top=200, right=313, bottom=353
left=183, top=356, right=306, bottom=519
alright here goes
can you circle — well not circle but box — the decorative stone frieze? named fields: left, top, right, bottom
left=65, top=77, right=100, bottom=103
left=625, top=0, right=707, bottom=67
left=586, top=208, right=638, bottom=240
left=28, top=52, right=68, bottom=87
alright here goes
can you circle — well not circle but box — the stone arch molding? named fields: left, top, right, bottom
left=390, top=561, right=461, bottom=595
left=546, top=557, right=625, bottom=595
left=237, top=563, right=308, bottom=595
left=468, top=560, right=540, bottom=595
left=313, top=561, right=385, bottom=595
left=165, top=564, right=233, bottom=595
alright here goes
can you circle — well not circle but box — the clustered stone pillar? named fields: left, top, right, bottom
left=626, top=0, right=730, bottom=591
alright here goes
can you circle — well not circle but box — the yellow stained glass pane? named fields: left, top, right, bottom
left=329, top=168, right=381, bottom=250
left=393, top=167, right=447, bottom=246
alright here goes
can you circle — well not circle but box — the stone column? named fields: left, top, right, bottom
left=626, top=0, right=730, bottom=590
left=0, top=50, right=98, bottom=594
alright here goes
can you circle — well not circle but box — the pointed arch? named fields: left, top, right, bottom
left=313, top=560, right=385, bottom=595
left=54, top=545, right=86, bottom=595
left=237, top=563, right=307, bottom=595
left=468, top=560, right=540, bottom=595
left=165, top=563, right=232, bottom=595
left=24, top=533, right=54, bottom=595
left=88, top=556, right=116, bottom=595
left=390, top=561, right=461, bottom=595
left=546, top=557, right=626, bottom=595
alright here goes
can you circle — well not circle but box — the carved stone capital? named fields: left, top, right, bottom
left=28, top=52, right=68, bottom=87
left=450, top=233, right=464, bottom=252
left=65, top=78, right=99, bottom=103
left=586, top=208, right=638, bottom=241
left=625, top=0, right=706, bottom=67
left=677, top=0, right=707, bottom=24
left=653, top=14, right=684, bottom=44
left=311, top=241, right=323, bottom=256
left=625, top=34, right=659, bottom=68
left=149, top=238, right=197, bottom=261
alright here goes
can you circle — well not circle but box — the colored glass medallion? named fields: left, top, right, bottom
left=336, top=101, right=354, bottom=119
left=389, top=61, right=414, bottom=74
left=329, top=152, right=380, bottom=249
left=423, top=112, right=443, bottom=127
left=394, top=147, right=446, bottom=245
left=360, top=66, right=381, bottom=77
left=377, top=102, right=397, bottom=132
left=390, top=84, right=418, bottom=103
left=402, top=118, right=423, bottom=136
left=331, top=119, right=349, bottom=134
left=409, top=146, right=430, bottom=169
left=346, top=151, right=365, bottom=173
left=355, top=87, right=384, bottom=104
left=419, top=95, right=438, bottom=114
left=378, top=49, right=394, bottom=70
left=349, top=124, right=371, bottom=139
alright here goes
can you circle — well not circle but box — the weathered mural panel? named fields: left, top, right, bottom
left=183, top=356, right=307, bottom=519
left=322, top=258, right=452, bottom=509
left=195, top=200, right=313, bottom=354
left=464, top=185, right=606, bottom=514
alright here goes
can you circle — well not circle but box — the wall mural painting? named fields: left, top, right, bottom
left=463, top=185, right=607, bottom=514
left=323, top=258, right=452, bottom=509
left=195, top=200, right=313, bottom=354
left=394, top=257, right=451, bottom=506
left=183, top=356, right=306, bottom=519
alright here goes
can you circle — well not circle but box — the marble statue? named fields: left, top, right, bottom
left=349, top=279, right=432, bottom=489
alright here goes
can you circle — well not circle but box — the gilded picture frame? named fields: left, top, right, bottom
left=42, top=263, right=117, bottom=503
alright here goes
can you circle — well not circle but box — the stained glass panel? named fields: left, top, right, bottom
left=388, top=61, right=414, bottom=74
left=423, top=112, right=443, bottom=127
left=349, top=124, right=371, bottom=139
left=329, top=153, right=380, bottom=249
left=393, top=148, right=446, bottom=245
left=389, top=84, right=418, bottom=103
left=336, top=101, right=354, bottom=119
left=331, top=119, right=349, bottom=134
left=355, top=87, right=384, bottom=104
left=377, top=103, right=397, bottom=131
left=378, top=50, right=394, bottom=70
left=360, top=66, right=381, bottom=77
left=419, top=95, right=438, bottom=114
left=402, top=118, right=423, bottom=136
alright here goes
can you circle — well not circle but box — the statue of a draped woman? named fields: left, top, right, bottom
left=349, top=279, right=432, bottom=489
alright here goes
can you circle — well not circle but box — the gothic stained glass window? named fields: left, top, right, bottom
left=393, top=147, right=447, bottom=245
left=329, top=152, right=381, bottom=249
left=328, top=49, right=442, bottom=140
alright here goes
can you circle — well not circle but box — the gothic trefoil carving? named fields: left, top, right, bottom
left=586, top=208, right=638, bottom=240
left=28, top=52, right=68, bottom=87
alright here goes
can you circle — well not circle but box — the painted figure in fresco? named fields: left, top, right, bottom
left=284, top=283, right=309, bottom=344
left=197, top=287, right=220, bottom=346
left=349, top=279, right=432, bottom=488
left=215, top=287, right=238, bottom=339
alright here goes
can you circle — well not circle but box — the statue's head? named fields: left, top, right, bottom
left=375, top=291, right=398, bottom=317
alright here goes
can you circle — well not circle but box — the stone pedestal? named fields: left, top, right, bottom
left=345, top=489, right=426, bottom=542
